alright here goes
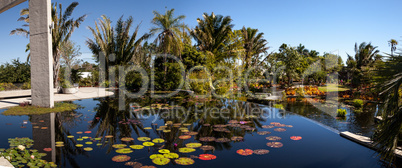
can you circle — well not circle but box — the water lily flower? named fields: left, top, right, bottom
left=30, top=155, right=35, bottom=159
left=17, top=145, right=25, bottom=151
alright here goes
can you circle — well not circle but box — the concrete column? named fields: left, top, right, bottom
left=29, top=0, right=54, bottom=107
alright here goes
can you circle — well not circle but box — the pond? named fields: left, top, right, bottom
left=0, top=97, right=390, bottom=167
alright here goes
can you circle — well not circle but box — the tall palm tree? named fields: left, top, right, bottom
left=10, top=2, right=87, bottom=88
left=150, top=8, right=186, bottom=86
left=191, top=12, right=234, bottom=62
left=373, top=54, right=402, bottom=161
left=347, top=42, right=380, bottom=86
left=388, top=39, right=398, bottom=56
left=241, top=27, right=269, bottom=69
left=87, top=15, right=150, bottom=83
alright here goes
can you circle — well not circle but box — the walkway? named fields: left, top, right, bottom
left=0, top=87, right=114, bottom=109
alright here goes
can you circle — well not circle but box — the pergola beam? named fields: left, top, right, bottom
left=0, top=0, right=26, bottom=14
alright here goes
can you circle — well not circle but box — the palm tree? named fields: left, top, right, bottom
left=191, top=12, right=234, bottom=62
left=10, top=2, right=87, bottom=88
left=241, top=27, right=269, bottom=69
left=150, top=8, right=186, bottom=87
left=388, top=39, right=398, bottom=56
left=373, top=54, right=402, bottom=161
left=86, top=15, right=150, bottom=81
left=347, top=42, right=380, bottom=86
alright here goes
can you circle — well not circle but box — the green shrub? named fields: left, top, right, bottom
left=22, top=81, right=31, bottom=89
left=296, top=87, right=304, bottom=97
left=337, top=109, right=347, bottom=117
left=353, top=99, right=364, bottom=108
left=0, top=83, right=17, bottom=91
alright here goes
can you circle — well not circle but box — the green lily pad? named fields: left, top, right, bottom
left=152, top=138, right=165, bottom=143
left=178, top=147, right=196, bottom=153
left=158, top=149, right=170, bottom=154
left=116, top=148, right=133, bottom=154
left=152, top=158, right=170, bottom=166
left=185, top=143, right=202, bottom=148
left=137, top=137, right=151, bottom=141
left=150, top=154, right=164, bottom=159
left=130, top=145, right=144, bottom=149
left=164, top=152, right=179, bottom=159
left=142, top=142, right=154, bottom=147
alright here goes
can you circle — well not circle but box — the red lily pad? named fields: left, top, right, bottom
left=236, top=149, right=253, bottom=156
left=185, top=131, right=198, bottom=136
left=179, top=135, right=191, bottom=140
left=112, top=155, right=131, bottom=162
left=290, top=136, right=302, bottom=140
left=253, top=149, right=270, bottom=155
left=121, top=137, right=134, bottom=142
left=43, top=148, right=52, bottom=152
left=266, top=142, right=283, bottom=148
left=199, top=154, right=217, bottom=160
left=84, top=131, right=92, bottom=134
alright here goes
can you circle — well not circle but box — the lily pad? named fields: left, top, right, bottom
left=121, top=137, right=134, bottom=142
left=158, top=149, right=170, bottom=154
left=200, top=145, right=215, bottom=151
left=163, top=130, right=171, bottom=133
left=178, top=147, right=196, bottom=153
left=144, top=127, right=152, bottom=130
left=266, top=142, right=283, bottom=148
left=142, top=142, right=154, bottom=147
left=130, top=145, right=144, bottom=149
left=85, top=142, right=93, bottom=145
left=266, top=136, right=282, bottom=141
left=185, top=143, right=202, bottom=148
left=152, top=138, right=165, bottom=143
left=105, top=135, right=113, bottom=138
left=150, top=154, right=164, bottom=159
left=290, top=136, right=302, bottom=140
left=75, top=144, right=83, bottom=147
left=262, top=125, right=275, bottom=129
left=137, top=137, right=151, bottom=141
left=174, top=157, right=194, bottom=165
left=199, top=137, right=215, bottom=142
left=76, top=131, right=83, bottom=134
left=185, top=131, right=198, bottom=136
left=253, top=149, right=269, bottom=155
left=215, top=138, right=231, bottom=143
left=163, top=153, right=179, bottom=159
left=43, top=148, right=52, bottom=152
left=67, top=135, right=74, bottom=138
left=152, top=158, right=170, bottom=166
left=125, top=162, right=142, bottom=168
left=199, top=154, right=216, bottom=160
left=231, top=136, right=243, bottom=141
left=83, top=147, right=93, bottom=151
left=112, top=144, right=127, bottom=149
left=112, top=155, right=131, bottom=162
left=257, top=131, right=271, bottom=135
left=236, top=149, right=253, bottom=156
left=116, top=148, right=133, bottom=154
left=213, top=128, right=229, bottom=132
left=274, top=128, right=286, bottom=132
left=179, top=135, right=191, bottom=140
left=84, top=131, right=92, bottom=134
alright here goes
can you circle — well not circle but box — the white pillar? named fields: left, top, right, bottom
left=30, top=0, right=54, bottom=107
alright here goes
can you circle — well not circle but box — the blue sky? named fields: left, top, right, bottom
left=0, top=0, right=401, bottom=64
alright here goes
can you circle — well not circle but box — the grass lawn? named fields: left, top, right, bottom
left=318, top=84, right=350, bottom=92
left=2, top=102, right=78, bottom=116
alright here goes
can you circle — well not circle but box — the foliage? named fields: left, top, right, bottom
left=2, top=102, right=78, bottom=116
left=0, top=59, right=30, bottom=84
left=347, top=42, right=380, bottom=87
left=273, top=104, right=284, bottom=110
left=372, top=54, right=402, bottom=160
left=241, top=26, right=269, bottom=69
left=352, top=99, right=364, bottom=108
left=0, top=138, right=57, bottom=168
left=60, top=40, right=82, bottom=69
left=336, top=109, right=347, bottom=117
left=22, top=80, right=31, bottom=90
left=0, top=83, right=18, bottom=91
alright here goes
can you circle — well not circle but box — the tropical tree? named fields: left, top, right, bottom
left=373, top=54, right=402, bottom=162
left=191, top=12, right=234, bottom=62
left=86, top=15, right=150, bottom=82
left=276, top=44, right=303, bottom=85
left=10, top=2, right=87, bottom=88
left=388, top=39, right=398, bottom=56
left=241, top=27, right=269, bottom=70
left=347, top=42, right=380, bottom=86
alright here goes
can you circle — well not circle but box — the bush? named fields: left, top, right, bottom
left=0, top=83, right=18, bottom=91
left=353, top=99, right=364, bottom=108
left=337, top=109, right=347, bottom=117
left=22, top=81, right=31, bottom=89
